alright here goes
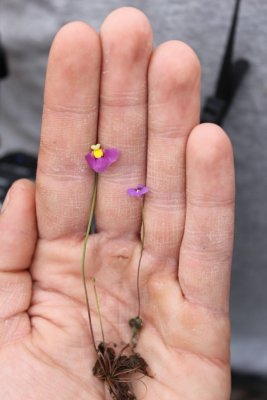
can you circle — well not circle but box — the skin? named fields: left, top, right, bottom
left=0, top=8, right=235, bottom=400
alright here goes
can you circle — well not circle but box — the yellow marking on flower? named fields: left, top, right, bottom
left=93, top=148, right=104, bottom=158
left=91, top=144, right=104, bottom=158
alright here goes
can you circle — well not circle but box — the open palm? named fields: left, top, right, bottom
left=0, top=8, right=235, bottom=400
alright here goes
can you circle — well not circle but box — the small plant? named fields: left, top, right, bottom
left=82, top=144, right=150, bottom=400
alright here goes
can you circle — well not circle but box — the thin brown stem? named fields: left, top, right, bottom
left=82, top=173, right=98, bottom=353
left=91, top=277, right=105, bottom=343
left=137, top=202, right=145, bottom=317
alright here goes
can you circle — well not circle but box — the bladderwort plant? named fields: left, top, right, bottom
left=82, top=144, right=150, bottom=400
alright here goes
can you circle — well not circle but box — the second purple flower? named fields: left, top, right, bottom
left=127, top=184, right=149, bottom=197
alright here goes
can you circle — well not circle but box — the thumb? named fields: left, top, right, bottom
left=0, top=179, right=37, bottom=345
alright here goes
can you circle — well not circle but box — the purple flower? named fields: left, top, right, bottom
left=127, top=184, right=149, bottom=197
left=85, top=144, right=119, bottom=173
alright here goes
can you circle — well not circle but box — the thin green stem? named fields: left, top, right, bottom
left=91, top=277, right=105, bottom=343
left=82, top=173, right=98, bottom=353
left=137, top=201, right=145, bottom=318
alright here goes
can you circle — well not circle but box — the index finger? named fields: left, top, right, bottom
left=36, top=22, right=101, bottom=240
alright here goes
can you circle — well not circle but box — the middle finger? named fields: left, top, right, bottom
left=95, top=8, right=153, bottom=238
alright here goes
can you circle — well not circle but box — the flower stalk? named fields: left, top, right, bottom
left=127, top=184, right=149, bottom=348
left=91, top=277, right=105, bottom=343
left=137, top=203, right=145, bottom=318
left=82, top=173, right=98, bottom=352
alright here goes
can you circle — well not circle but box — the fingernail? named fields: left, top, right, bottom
left=1, top=188, right=11, bottom=213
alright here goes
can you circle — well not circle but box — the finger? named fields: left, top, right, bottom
left=37, top=22, right=101, bottom=240
left=0, top=180, right=36, bottom=344
left=145, top=41, right=201, bottom=258
left=95, top=8, right=153, bottom=238
left=179, top=123, right=235, bottom=313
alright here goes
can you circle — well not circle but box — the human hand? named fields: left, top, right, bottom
left=0, top=8, right=234, bottom=400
